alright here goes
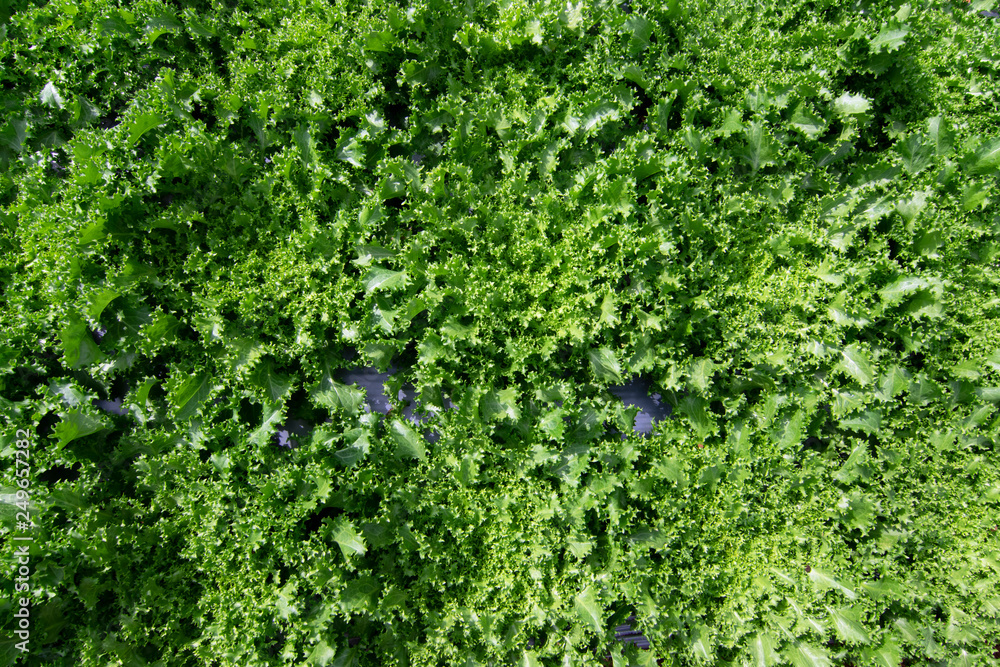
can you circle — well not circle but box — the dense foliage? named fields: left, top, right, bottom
left=2, top=0, right=1000, bottom=665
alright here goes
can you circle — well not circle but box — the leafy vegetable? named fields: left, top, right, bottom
left=2, top=0, right=999, bottom=664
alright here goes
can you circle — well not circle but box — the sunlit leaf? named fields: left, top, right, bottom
left=53, top=411, right=105, bottom=449
left=839, top=346, right=874, bottom=386
left=808, top=568, right=857, bottom=599
left=331, top=519, right=367, bottom=558
left=748, top=632, right=781, bottom=667
left=390, top=419, right=425, bottom=461
left=574, top=587, right=603, bottom=633
left=40, top=82, right=65, bottom=109
left=127, top=111, right=164, bottom=145
left=169, top=372, right=212, bottom=420
left=364, top=267, right=408, bottom=293
left=870, top=24, right=909, bottom=53
left=783, top=641, right=831, bottom=667
left=588, top=347, right=624, bottom=384
left=833, top=93, right=871, bottom=116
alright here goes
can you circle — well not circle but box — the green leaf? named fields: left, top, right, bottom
left=389, top=419, right=425, bottom=461
left=334, top=429, right=371, bottom=467
left=568, top=537, right=594, bottom=559
left=945, top=610, right=983, bottom=645
left=860, top=578, right=905, bottom=601
left=294, top=123, right=315, bottom=165
left=127, top=111, right=164, bottom=145
left=689, top=626, right=713, bottom=662
left=539, top=138, right=563, bottom=178
left=897, top=134, right=933, bottom=175
left=49, top=381, right=89, bottom=408
left=783, top=641, right=831, bottom=667
left=892, top=618, right=920, bottom=642
left=877, top=366, right=911, bottom=401
left=336, top=134, right=364, bottom=167
left=808, top=568, right=857, bottom=599
left=60, top=315, right=104, bottom=368
left=518, top=651, right=540, bottom=667
left=364, top=267, right=408, bottom=293
left=98, top=9, right=137, bottom=36
left=588, top=347, right=624, bottom=384
left=976, top=387, right=1000, bottom=403
left=306, top=640, right=337, bottom=666
left=573, top=586, right=603, bottom=633
left=862, top=640, right=901, bottom=667
left=183, top=10, right=217, bottom=37
left=40, top=82, right=65, bottom=109
left=129, top=378, right=158, bottom=412
left=481, top=388, right=520, bottom=422
left=828, top=607, right=871, bottom=644
left=629, top=529, right=668, bottom=550
left=815, top=259, right=843, bottom=286
left=653, top=95, right=676, bottom=137
left=981, top=597, right=1000, bottom=617
left=833, top=93, right=871, bottom=117
left=951, top=651, right=975, bottom=667
left=53, top=411, right=105, bottom=449
left=839, top=346, right=873, bottom=386
left=86, top=288, right=121, bottom=321
left=840, top=410, right=882, bottom=435
left=972, top=137, right=1000, bottom=174
left=625, top=15, right=653, bottom=55
left=362, top=342, right=395, bottom=372
left=0, top=118, right=28, bottom=153
left=352, top=244, right=395, bottom=267
left=896, top=190, right=929, bottom=224
left=738, top=121, right=777, bottom=173
left=224, top=337, right=264, bottom=372
left=962, top=182, right=989, bottom=211
left=928, top=116, right=953, bottom=156
left=870, top=24, right=909, bottom=53
left=773, top=409, right=806, bottom=449
left=364, top=30, right=394, bottom=52
left=339, top=576, right=377, bottom=613
left=951, top=359, right=981, bottom=381
left=331, top=518, right=367, bottom=558
left=748, top=632, right=780, bottom=667
left=834, top=444, right=869, bottom=484
left=249, top=402, right=284, bottom=446
left=210, top=452, right=230, bottom=473
left=169, top=372, right=212, bottom=420
left=540, top=407, right=567, bottom=439
left=879, top=277, right=929, bottom=305
left=790, top=105, right=826, bottom=139
left=145, top=12, right=183, bottom=40
left=72, top=577, right=107, bottom=610
left=987, top=350, right=1000, bottom=373
left=688, top=358, right=716, bottom=393
left=908, top=376, right=943, bottom=405
left=250, top=359, right=293, bottom=402
left=914, top=229, right=942, bottom=257
left=581, top=100, right=619, bottom=133
left=903, top=290, right=944, bottom=319
left=719, top=108, right=744, bottom=137
left=679, top=395, right=714, bottom=439
left=310, top=376, right=364, bottom=415
left=371, top=301, right=399, bottom=335
left=247, top=111, right=270, bottom=147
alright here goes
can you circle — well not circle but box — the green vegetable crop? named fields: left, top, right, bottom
left=1, top=0, right=999, bottom=665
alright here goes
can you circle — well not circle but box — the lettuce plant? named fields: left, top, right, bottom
left=1, top=0, right=999, bottom=665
